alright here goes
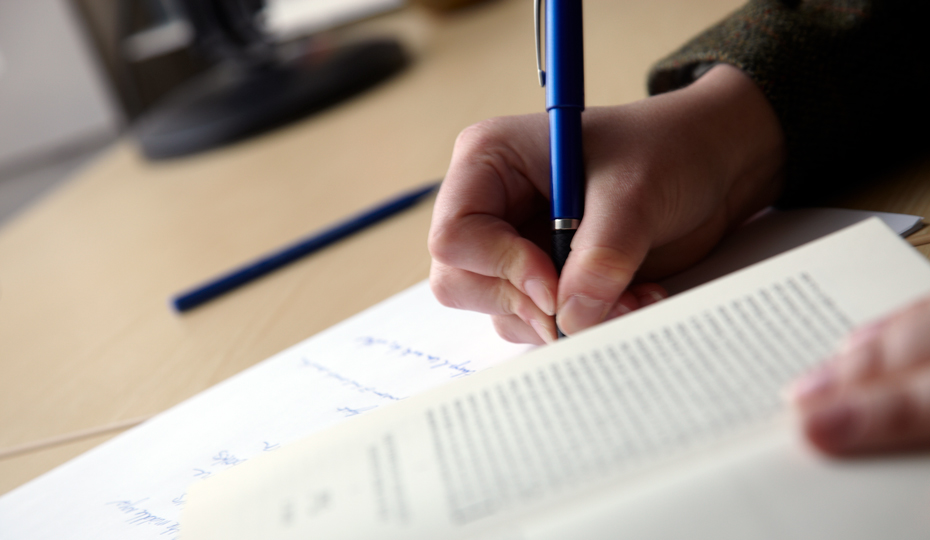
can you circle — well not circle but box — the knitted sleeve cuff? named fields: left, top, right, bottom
left=648, top=0, right=930, bottom=206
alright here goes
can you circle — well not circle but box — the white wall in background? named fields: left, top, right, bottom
left=0, top=0, right=120, bottom=169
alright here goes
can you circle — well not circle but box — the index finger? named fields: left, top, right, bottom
left=428, top=115, right=558, bottom=307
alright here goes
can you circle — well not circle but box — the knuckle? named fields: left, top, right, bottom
left=883, top=390, right=920, bottom=437
left=453, top=118, right=535, bottom=183
left=886, top=306, right=930, bottom=370
left=454, top=118, right=508, bottom=155
left=494, top=279, right=523, bottom=317
left=427, top=224, right=456, bottom=266
left=842, top=344, right=883, bottom=383
left=575, top=246, right=641, bottom=291
left=429, top=267, right=463, bottom=310
left=491, top=315, right=530, bottom=344
left=495, top=237, right=530, bottom=280
left=504, top=290, right=533, bottom=322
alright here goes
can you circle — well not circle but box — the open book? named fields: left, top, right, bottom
left=182, top=218, right=930, bottom=539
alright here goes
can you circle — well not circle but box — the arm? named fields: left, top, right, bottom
left=650, top=0, right=930, bottom=206
left=648, top=0, right=930, bottom=455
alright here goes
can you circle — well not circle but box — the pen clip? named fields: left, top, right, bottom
left=534, top=0, right=545, bottom=87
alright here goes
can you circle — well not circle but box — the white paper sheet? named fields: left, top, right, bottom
left=661, top=207, right=922, bottom=295
left=0, top=283, right=531, bottom=539
left=181, top=219, right=930, bottom=540
left=0, top=208, right=921, bottom=539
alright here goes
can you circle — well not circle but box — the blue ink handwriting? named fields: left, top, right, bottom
left=337, top=405, right=377, bottom=417
left=107, top=499, right=180, bottom=538
left=212, top=450, right=243, bottom=467
left=355, top=337, right=476, bottom=378
left=301, top=358, right=404, bottom=401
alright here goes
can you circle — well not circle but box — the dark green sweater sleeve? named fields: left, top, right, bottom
left=648, top=0, right=930, bottom=206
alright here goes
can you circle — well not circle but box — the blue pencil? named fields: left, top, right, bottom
left=171, top=181, right=441, bottom=312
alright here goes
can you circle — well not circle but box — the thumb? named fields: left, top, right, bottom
left=555, top=200, right=654, bottom=335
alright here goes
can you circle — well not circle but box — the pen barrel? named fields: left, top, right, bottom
left=551, top=228, right=575, bottom=276
left=549, top=107, right=584, bottom=220
left=171, top=182, right=439, bottom=312
left=545, top=0, right=584, bottom=109
left=552, top=227, right=575, bottom=339
left=545, top=0, right=584, bottom=341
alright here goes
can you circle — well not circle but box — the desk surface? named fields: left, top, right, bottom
left=2, top=0, right=930, bottom=496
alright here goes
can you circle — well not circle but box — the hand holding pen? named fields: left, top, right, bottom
left=428, top=65, right=784, bottom=343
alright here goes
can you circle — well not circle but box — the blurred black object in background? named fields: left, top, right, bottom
left=131, top=0, right=408, bottom=159
left=136, top=37, right=407, bottom=159
left=73, top=0, right=408, bottom=160
left=73, top=0, right=207, bottom=121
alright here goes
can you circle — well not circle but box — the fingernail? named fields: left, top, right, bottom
left=836, top=321, right=884, bottom=381
left=525, top=279, right=555, bottom=316
left=530, top=318, right=556, bottom=344
left=606, top=301, right=633, bottom=320
left=557, top=295, right=610, bottom=335
left=789, top=366, right=836, bottom=403
left=639, top=290, right=666, bottom=307
left=806, top=401, right=858, bottom=451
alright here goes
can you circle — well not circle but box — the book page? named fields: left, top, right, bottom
left=524, top=427, right=930, bottom=540
left=182, top=219, right=930, bottom=540
left=660, top=207, right=923, bottom=295
left=0, top=283, right=531, bottom=540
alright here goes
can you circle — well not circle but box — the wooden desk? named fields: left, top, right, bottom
left=2, top=0, right=929, bottom=496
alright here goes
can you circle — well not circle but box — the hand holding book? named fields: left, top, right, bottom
left=791, top=297, right=930, bottom=455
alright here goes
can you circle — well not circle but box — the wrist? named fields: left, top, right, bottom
left=684, top=64, right=786, bottom=223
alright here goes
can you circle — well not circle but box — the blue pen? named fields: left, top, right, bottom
left=536, top=0, right=585, bottom=336
left=171, top=181, right=440, bottom=312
